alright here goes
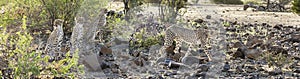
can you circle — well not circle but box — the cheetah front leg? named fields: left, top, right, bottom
left=174, top=39, right=182, bottom=54
left=202, top=44, right=212, bottom=61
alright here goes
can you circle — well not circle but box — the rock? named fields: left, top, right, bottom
left=225, top=27, right=236, bottom=32
left=181, top=56, right=200, bottom=66
left=236, top=65, right=244, bottom=73
left=133, top=57, right=145, bottom=67
left=269, top=69, right=282, bottom=76
left=100, top=62, right=110, bottom=69
left=233, top=47, right=245, bottom=59
left=149, top=45, right=162, bottom=54
left=105, top=37, right=129, bottom=47
left=244, top=48, right=261, bottom=59
left=198, top=64, right=209, bottom=72
left=100, top=46, right=112, bottom=56
left=246, top=36, right=263, bottom=48
left=83, top=53, right=101, bottom=71
left=232, top=41, right=244, bottom=48
left=156, top=57, right=167, bottom=65
left=222, top=62, right=230, bottom=72
left=206, top=15, right=211, bottom=19
left=284, top=33, right=300, bottom=43
left=273, top=24, right=283, bottom=30
left=194, top=19, right=204, bottom=24
left=268, top=45, right=288, bottom=55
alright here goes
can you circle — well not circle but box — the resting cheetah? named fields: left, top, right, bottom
left=44, top=19, right=64, bottom=61
left=70, top=17, right=85, bottom=55
left=163, top=26, right=211, bottom=61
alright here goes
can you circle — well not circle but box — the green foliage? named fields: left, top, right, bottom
left=103, top=16, right=125, bottom=43
left=223, top=21, right=231, bottom=27
left=292, top=0, right=300, bottom=15
left=9, top=16, right=41, bottom=78
left=211, top=0, right=244, bottom=4
left=130, top=28, right=163, bottom=51
left=0, top=15, right=83, bottom=78
left=41, top=0, right=84, bottom=33
left=0, top=0, right=84, bottom=34
left=161, top=0, right=187, bottom=11
left=123, top=0, right=187, bottom=23
left=160, top=0, right=187, bottom=23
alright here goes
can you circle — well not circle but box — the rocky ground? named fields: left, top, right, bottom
left=78, top=1, right=300, bottom=79
left=1, top=0, right=300, bottom=78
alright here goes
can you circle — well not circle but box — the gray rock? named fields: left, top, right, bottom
left=106, top=37, right=129, bottom=47
left=244, top=48, right=261, bottom=59
left=206, top=15, right=211, bottom=19
left=83, top=53, right=101, bottom=71
left=181, top=56, right=200, bottom=66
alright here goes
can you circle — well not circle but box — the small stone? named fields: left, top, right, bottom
left=222, top=62, right=230, bottom=72
left=206, top=15, right=211, bottom=19
left=133, top=57, right=145, bottom=66
left=100, top=62, right=110, bottom=69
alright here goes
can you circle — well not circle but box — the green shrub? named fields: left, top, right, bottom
left=292, top=0, right=300, bottom=15
left=0, top=0, right=83, bottom=35
left=0, top=15, right=83, bottom=78
left=211, top=0, right=243, bottom=4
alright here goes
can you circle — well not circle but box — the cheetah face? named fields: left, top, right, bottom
left=75, top=17, right=85, bottom=24
left=53, top=19, right=64, bottom=28
left=99, top=8, right=108, bottom=16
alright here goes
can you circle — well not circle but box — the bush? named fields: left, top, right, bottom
left=292, top=0, right=300, bottom=15
left=211, top=0, right=244, bottom=4
left=0, top=16, right=83, bottom=78
left=0, top=0, right=83, bottom=35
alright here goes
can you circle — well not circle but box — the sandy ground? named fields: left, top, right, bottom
left=108, top=1, right=300, bottom=26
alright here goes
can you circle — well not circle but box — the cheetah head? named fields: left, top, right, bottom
left=53, top=19, right=64, bottom=28
left=99, top=8, right=108, bottom=16
left=196, top=28, right=209, bottom=44
left=75, top=17, right=85, bottom=24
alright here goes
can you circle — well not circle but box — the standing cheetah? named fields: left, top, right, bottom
left=163, top=26, right=211, bottom=61
left=44, top=19, right=64, bottom=61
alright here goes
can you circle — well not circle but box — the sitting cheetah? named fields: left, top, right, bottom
left=44, top=19, right=64, bottom=61
left=163, top=26, right=211, bottom=61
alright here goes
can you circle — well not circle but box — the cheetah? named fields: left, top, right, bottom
left=70, top=17, right=85, bottom=55
left=44, top=19, right=64, bottom=61
left=163, top=26, right=211, bottom=61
